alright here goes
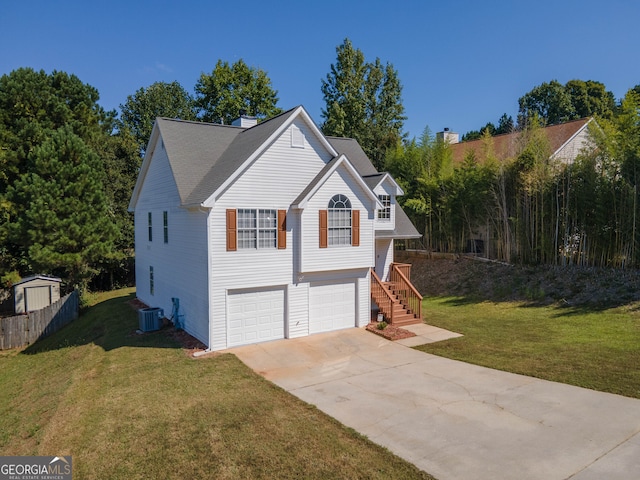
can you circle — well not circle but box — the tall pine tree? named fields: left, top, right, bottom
left=6, top=127, right=117, bottom=291
left=321, top=39, right=406, bottom=170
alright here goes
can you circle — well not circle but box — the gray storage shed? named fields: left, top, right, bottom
left=13, top=275, right=62, bottom=313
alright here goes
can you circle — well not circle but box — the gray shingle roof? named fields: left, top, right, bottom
left=154, top=107, right=300, bottom=206
left=375, top=204, right=421, bottom=239
left=150, top=106, right=420, bottom=238
left=184, top=107, right=299, bottom=205
left=326, top=136, right=379, bottom=176
left=156, top=118, right=241, bottom=204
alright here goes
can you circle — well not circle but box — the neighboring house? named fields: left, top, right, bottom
left=13, top=275, right=61, bottom=313
left=128, top=106, right=421, bottom=351
left=444, top=117, right=595, bottom=165
left=438, top=118, right=597, bottom=255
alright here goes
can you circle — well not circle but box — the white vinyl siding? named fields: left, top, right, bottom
left=208, top=118, right=334, bottom=350
left=134, top=140, right=210, bottom=345
left=375, top=238, right=394, bottom=281
left=287, top=282, right=309, bottom=338
left=135, top=115, right=377, bottom=351
left=373, top=182, right=396, bottom=231
left=300, top=168, right=375, bottom=274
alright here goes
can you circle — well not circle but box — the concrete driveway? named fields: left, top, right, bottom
left=230, top=328, right=640, bottom=480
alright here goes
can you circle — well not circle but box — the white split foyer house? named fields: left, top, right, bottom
left=128, top=106, right=422, bottom=351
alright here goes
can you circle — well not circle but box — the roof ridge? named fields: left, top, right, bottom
left=456, top=116, right=592, bottom=146
left=157, top=106, right=303, bottom=130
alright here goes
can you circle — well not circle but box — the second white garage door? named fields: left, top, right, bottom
left=309, top=280, right=356, bottom=334
left=227, top=287, right=285, bottom=347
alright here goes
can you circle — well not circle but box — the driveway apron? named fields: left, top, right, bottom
left=230, top=328, right=640, bottom=480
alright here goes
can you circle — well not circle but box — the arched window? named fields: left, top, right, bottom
left=328, top=194, right=352, bottom=245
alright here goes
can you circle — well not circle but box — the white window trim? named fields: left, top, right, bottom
left=328, top=194, right=352, bottom=247
left=377, top=194, right=391, bottom=221
left=237, top=208, right=278, bottom=250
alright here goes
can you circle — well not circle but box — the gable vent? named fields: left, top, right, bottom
left=291, top=125, right=305, bottom=148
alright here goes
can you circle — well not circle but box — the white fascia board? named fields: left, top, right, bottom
left=371, top=173, right=405, bottom=196
left=201, top=106, right=338, bottom=208
left=128, top=121, right=160, bottom=212
left=293, top=155, right=382, bottom=210
left=296, top=106, right=339, bottom=157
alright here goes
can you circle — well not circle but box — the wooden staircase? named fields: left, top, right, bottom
left=371, top=263, right=422, bottom=327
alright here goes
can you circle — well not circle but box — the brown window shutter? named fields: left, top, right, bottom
left=226, top=209, right=237, bottom=251
left=352, top=210, right=360, bottom=246
left=319, top=210, right=328, bottom=248
left=277, top=210, right=287, bottom=249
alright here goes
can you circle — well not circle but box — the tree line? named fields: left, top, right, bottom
left=0, top=39, right=405, bottom=294
left=1, top=37, right=639, bottom=297
left=388, top=93, right=640, bottom=268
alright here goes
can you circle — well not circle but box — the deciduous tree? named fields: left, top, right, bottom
left=119, top=81, right=196, bottom=155
left=195, top=59, right=281, bottom=125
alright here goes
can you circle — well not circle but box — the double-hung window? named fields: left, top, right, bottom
left=163, top=211, right=168, bottom=243
left=148, top=212, right=153, bottom=241
left=328, top=194, right=352, bottom=246
left=378, top=195, right=391, bottom=220
left=237, top=209, right=277, bottom=249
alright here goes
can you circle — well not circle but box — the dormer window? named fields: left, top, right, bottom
left=378, top=195, right=391, bottom=220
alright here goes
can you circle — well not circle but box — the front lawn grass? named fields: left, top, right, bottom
left=0, top=288, right=434, bottom=479
left=417, top=297, right=640, bottom=399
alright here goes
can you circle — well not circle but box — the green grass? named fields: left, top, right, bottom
left=0, top=288, right=434, bottom=479
left=417, top=297, right=640, bottom=399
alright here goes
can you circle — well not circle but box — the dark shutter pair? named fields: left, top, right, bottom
left=319, top=210, right=360, bottom=248
left=226, top=209, right=287, bottom=251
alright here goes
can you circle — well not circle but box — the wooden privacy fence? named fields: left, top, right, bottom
left=0, top=291, right=79, bottom=350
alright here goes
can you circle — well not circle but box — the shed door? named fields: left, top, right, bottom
left=309, top=280, right=356, bottom=334
left=24, top=286, right=51, bottom=311
left=227, top=287, right=285, bottom=347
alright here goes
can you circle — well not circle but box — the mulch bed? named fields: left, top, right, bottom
left=366, top=322, right=416, bottom=341
left=127, top=297, right=209, bottom=356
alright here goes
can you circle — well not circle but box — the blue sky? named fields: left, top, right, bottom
left=1, top=0, right=639, bottom=140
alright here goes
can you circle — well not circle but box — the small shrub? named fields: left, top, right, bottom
left=376, top=321, right=388, bottom=330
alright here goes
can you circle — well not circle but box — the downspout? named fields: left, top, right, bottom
left=199, top=203, right=214, bottom=354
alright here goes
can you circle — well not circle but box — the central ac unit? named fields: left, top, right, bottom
left=138, top=307, right=164, bottom=332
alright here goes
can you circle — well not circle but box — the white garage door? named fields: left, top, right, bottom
left=228, top=287, right=285, bottom=347
left=309, top=280, right=356, bottom=334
